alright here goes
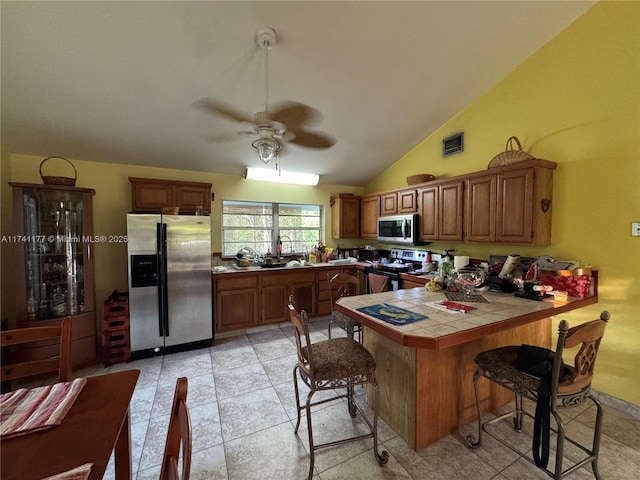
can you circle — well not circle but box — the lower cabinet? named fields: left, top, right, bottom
left=214, top=275, right=260, bottom=333
left=262, top=271, right=316, bottom=324
left=214, top=267, right=361, bottom=333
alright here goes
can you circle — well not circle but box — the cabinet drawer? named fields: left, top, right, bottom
left=215, top=275, right=258, bottom=290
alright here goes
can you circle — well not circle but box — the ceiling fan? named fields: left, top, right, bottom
left=193, top=26, right=335, bottom=164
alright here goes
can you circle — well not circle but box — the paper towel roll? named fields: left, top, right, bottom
left=454, top=256, right=469, bottom=269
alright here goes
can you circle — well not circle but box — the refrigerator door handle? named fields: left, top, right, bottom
left=157, top=222, right=169, bottom=337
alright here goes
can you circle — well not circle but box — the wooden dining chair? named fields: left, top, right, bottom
left=160, top=376, right=192, bottom=480
left=0, top=316, right=72, bottom=388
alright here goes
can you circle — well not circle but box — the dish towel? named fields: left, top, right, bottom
left=0, top=377, right=87, bottom=439
left=368, top=273, right=389, bottom=293
left=41, top=463, right=93, bottom=480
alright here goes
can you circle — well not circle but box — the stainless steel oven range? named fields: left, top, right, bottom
left=363, top=248, right=429, bottom=292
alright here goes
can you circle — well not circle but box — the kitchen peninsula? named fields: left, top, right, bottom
left=335, top=284, right=598, bottom=451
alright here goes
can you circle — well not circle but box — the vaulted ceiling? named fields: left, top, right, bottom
left=1, top=1, right=594, bottom=186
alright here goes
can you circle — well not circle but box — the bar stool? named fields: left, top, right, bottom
left=467, top=311, right=610, bottom=480
left=327, top=272, right=362, bottom=342
left=288, top=296, right=388, bottom=480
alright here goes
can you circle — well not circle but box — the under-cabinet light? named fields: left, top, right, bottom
left=245, top=167, right=319, bottom=186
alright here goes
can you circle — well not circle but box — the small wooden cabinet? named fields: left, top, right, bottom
left=380, top=188, right=417, bottom=216
left=464, top=160, right=555, bottom=245
left=330, top=194, right=360, bottom=239
left=129, top=177, right=212, bottom=214
left=214, top=275, right=260, bottom=332
left=418, top=180, right=464, bottom=242
left=360, top=194, right=380, bottom=239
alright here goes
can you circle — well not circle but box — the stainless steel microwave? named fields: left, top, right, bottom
left=377, top=214, right=419, bottom=245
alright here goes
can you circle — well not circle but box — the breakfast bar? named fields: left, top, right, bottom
left=335, top=285, right=598, bottom=451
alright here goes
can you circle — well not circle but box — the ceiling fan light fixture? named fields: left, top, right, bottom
left=251, top=136, right=280, bottom=164
left=245, top=167, right=319, bottom=186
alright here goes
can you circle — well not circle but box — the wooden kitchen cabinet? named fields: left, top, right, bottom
left=129, top=177, right=212, bottom=214
left=330, top=193, right=360, bottom=239
left=360, top=194, right=380, bottom=238
left=464, top=160, right=556, bottom=245
left=464, top=174, right=497, bottom=242
left=9, top=183, right=97, bottom=366
left=418, top=180, right=464, bottom=242
left=380, top=188, right=418, bottom=216
left=261, top=271, right=316, bottom=325
left=214, top=275, right=259, bottom=332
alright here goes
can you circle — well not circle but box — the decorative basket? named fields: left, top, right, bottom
left=161, top=206, right=180, bottom=215
left=407, top=174, right=436, bottom=185
left=488, top=136, right=535, bottom=168
left=40, top=156, right=77, bottom=186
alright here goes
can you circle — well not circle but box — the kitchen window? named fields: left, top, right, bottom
left=222, top=201, right=322, bottom=257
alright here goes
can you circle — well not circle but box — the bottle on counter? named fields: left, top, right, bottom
left=276, top=236, right=283, bottom=256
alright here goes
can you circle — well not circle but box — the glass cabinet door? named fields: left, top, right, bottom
left=19, top=186, right=91, bottom=321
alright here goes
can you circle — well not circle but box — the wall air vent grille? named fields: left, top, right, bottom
left=443, top=132, right=464, bottom=157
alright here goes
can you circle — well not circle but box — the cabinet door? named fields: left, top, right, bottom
left=418, top=186, right=438, bottom=241
left=262, top=284, right=289, bottom=325
left=398, top=189, right=418, bottom=213
left=380, top=192, right=398, bottom=216
left=360, top=195, right=380, bottom=238
left=216, top=289, right=259, bottom=332
left=174, top=184, right=211, bottom=215
left=292, top=282, right=316, bottom=317
left=331, top=195, right=360, bottom=239
left=496, top=168, right=534, bottom=244
left=438, top=182, right=464, bottom=241
left=465, top=175, right=497, bottom=242
left=131, top=181, right=173, bottom=212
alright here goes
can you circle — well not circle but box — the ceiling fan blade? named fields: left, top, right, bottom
left=271, top=101, right=322, bottom=128
left=192, top=98, right=254, bottom=124
left=288, top=129, right=335, bottom=149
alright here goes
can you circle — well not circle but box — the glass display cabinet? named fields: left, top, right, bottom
left=9, top=183, right=97, bottom=365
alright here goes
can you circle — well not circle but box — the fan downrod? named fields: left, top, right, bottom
left=255, top=26, right=277, bottom=49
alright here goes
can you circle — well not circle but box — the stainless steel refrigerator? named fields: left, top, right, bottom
left=127, top=214, right=212, bottom=358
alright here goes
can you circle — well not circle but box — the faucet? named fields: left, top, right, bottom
left=279, top=235, right=293, bottom=255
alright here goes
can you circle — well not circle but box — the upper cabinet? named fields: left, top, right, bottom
left=330, top=193, right=360, bottom=239
left=380, top=188, right=418, bottom=216
left=418, top=180, right=464, bottom=242
left=360, top=194, right=380, bottom=239
left=129, top=177, right=212, bottom=214
left=465, top=159, right=556, bottom=245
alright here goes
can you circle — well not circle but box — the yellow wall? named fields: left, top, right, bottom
left=367, top=1, right=640, bottom=405
left=1, top=154, right=362, bottom=335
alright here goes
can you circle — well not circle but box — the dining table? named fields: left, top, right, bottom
left=1, top=369, right=140, bottom=480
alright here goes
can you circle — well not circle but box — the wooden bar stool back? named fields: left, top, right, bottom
left=327, top=272, right=363, bottom=342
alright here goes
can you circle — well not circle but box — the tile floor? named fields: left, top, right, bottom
left=73, top=316, right=640, bottom=480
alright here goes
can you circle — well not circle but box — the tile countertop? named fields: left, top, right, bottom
left=335, top=287, right=598, bottom=350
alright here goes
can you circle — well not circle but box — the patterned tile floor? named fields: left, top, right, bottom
left=72, top=316, right=640, bottom=479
